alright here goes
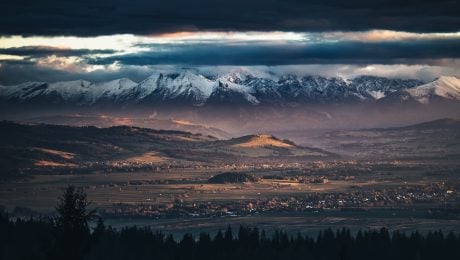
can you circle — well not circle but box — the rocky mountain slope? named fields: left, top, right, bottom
left=3, top=70, right=458, bottom=106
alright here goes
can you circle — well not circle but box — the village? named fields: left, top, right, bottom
left=101, top=181, right=458, bottom=219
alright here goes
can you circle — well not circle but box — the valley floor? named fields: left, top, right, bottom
left=1, top=158, right=459, bottom=236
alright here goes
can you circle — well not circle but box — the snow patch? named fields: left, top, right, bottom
left=368, top=90, right=386, bottom=100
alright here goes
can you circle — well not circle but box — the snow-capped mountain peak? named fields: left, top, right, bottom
left=0, top=80, right=93, bottom=103
left=406, top=75, right=460, bottom=104
left=89, top=78, right=138, bottom=103
left=220, top=71, right=251, bottom=84
left=132, top=70, right=215, bottom=105
left=210, top=79, right=260, bottom=105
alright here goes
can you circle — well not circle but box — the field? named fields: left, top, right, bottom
left=1, top=158, right=459, bottom=236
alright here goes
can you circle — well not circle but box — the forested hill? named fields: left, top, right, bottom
left=1, top=215, right=460, bottom=260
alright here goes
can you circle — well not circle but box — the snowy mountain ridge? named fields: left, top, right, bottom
left=405, top=76, right=460, bottom=104
left=1, top=70, right=459, bottom=106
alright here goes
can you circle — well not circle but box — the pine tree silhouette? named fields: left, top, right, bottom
left=53, top=186, right=95, bottom=260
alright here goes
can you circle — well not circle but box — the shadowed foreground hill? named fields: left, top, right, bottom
left=283, top=118, right=460, bottom=160
left=393, top=118, right=460, bottom=130
left=0, top=121, right=334, bottom=178
left=23, top=114, right=232, bottom=139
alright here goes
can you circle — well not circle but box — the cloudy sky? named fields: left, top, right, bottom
left=0, top=0, right=459, bottom=84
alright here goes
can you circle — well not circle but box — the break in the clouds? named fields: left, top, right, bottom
left=1, top=0, right=460, bottom=35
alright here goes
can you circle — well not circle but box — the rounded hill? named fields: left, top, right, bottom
left=208, top=172, right=258, bottom=184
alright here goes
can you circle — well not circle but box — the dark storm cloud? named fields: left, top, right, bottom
left=0, top=46, right=116, bottom=58
left=1, top=0, right=460, bottom=36
left=0, top=63, right=152, bottom=85
left=87, top=39, right=460, bottom=66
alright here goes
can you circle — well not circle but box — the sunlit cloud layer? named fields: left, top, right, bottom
left=1, top=30, right=460, bottom=84
left=2, top=30, right=460, bottom=50
left=316, top=30, right=460, bottom=42
left=0, top=54, right=23, bottom=61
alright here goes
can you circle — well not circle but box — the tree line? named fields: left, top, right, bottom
left=1, top=186, right=460, bottom=260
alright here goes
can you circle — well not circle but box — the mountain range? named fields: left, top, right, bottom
left=2, top=69, right=460, bottom=106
